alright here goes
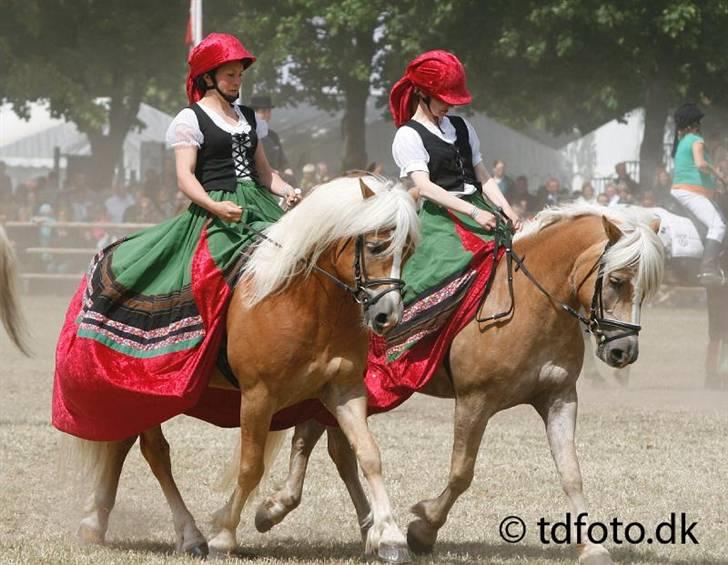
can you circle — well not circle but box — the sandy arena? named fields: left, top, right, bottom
left=0, top=294, right=726, bottom=564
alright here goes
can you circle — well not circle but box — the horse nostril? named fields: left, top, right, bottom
left=610, top=348, right=625, bottom=363
left=374, top=312, right=389, bottom=327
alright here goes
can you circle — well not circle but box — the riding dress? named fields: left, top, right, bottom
left=53, top=102, right=284, bottom=441
left=378, top=114, right=509, bottom=361
left=671, top=133, right=726, bottom=243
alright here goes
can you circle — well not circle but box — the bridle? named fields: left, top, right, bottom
left=477, top=211, right=642, bottom=345
left=228, top=217, right=405, bottom=313
left=313, top=235, right=405, bottom=308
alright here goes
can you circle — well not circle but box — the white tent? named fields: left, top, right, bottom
left=0, top=101, right=173, bottom=181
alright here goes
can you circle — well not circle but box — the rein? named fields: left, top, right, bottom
left=221, top=212, right=404, bottom=310
left=476, top=211, right=642, bottom=344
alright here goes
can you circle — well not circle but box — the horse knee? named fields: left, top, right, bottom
left=238, top=458, right=265, bottom=486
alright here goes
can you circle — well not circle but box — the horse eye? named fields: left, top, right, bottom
left=366, top=242, right=386, bottom=254
left=609, top=276, right=624, bottom=287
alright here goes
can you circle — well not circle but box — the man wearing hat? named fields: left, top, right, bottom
left=250, top=94, right=295, bottom=183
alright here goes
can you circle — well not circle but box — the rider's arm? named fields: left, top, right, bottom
left=409, top=171, right=495, bottom=230
left=692, top=140, right=726, bottom=183
left=174, top=146, right=237, bottom=220
left=474, top=163, right=522, bottom=230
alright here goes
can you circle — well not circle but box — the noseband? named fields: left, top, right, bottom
left=313, top=235, right=405, bottom=310
left=477, top=212, right=642, bottom=344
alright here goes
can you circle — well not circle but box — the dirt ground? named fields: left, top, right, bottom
left=0, top=294, right=726, bottom=564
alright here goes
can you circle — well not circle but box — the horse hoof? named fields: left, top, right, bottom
left=254, top=506, right=275, bottom=533
left=377, top=542, right=411, bottom=563
left=184, top=541, right=209, bottom=558
left=208, top=529, right=236, bottom=555
left=406, top=519, right=436, bottom=555
left=77, top=523, right=105, bottom=546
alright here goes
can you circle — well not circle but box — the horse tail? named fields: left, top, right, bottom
left=0, top=225, right=30, bottom=355
left=215, top=430, right=287, bottom=495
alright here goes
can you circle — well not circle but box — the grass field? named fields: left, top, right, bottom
left=0, top=295, right=726, bottom=564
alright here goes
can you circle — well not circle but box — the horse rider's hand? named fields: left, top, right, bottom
left=213, top=201, right=243, bottom=223
left=474, top=209, right=497, bottom=231
left=506, top=210, right=523, bottom=232
left=285, top=187, right=302, bottom=209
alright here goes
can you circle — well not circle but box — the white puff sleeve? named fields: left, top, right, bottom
left=165, top=108, right=204, bottom=148
left=463, top=118, right=483, bottom=167
left=391, top=126, right=430, bottom=179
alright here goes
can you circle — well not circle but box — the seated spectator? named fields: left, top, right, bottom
left=651, top=165, right=672, bottom=207
left=596, top=193, right=609, bottom=206
left=535, top=177, right=567, bottom=210
left=154, top=187, right=178, bottom=218
left=575, top=181, right=596, bottom=205
left=641, top=190, right=657, bottom=208
left=0, top=161, right=13, bottom=200
left=614, top=161, right=640, bottom=196
left=105, top=184, right=135, bottom=223
left=301, top=163, right=317, bottom=191
left=492, top=160, right=513, bottom=199
left=603, top=183, right=620, bottom=207
left=510, top=175, right=535, bottom=211
left=123, top=195, right=164, bottom=223
left=316, top=162, right=331, bottom=184
left=617, top=182, right=635, bottom=204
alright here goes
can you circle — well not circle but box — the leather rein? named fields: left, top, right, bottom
left=477, top=210, right=642, bottom=345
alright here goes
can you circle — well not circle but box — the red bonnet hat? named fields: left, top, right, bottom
left=186, top=33, right=256, bottom=104
left=389, top=50, right=471, bottom=127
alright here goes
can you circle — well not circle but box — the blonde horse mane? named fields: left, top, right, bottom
left=241, top=175, right=420, bottom=307
left=516, top=203, right=665, bottom=300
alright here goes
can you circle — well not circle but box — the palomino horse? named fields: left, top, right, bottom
left=0, top=224, right=29, bottom=355
left=253, top=205, right=665, bottom=565
left=72, top=176, right=419, bottom=561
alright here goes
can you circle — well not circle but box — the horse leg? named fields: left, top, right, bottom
left=326, top=425, right=374, bottom=541
left=77, top=435, right=137, bottom=545
left=254, top=419, right=326, bottom=533
left=534, top=385, right=614, bottom=565
left=138, top=426, right=207, bottom=557
left=208, top=385, right=275, bottom=554
left=407, top=392, right=492, bottom=554
left=322, top=381, right=410, bottom=563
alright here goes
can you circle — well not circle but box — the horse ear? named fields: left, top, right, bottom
left=649, top=217, right=661, bottom=233
left=602, top=216, right=622, bottom=244
left=359, top=178, right=376, bottom=200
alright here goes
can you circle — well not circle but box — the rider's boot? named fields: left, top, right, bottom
left=698, top=239, right=725, bottom=286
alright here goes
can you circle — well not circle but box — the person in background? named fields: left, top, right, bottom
left=535, top=177, right=566, bottom=210
left=510, top=175, right=535, bottom=211
left=301, top=163, right=317, bottom=191
left=641, top=190, right=657, bottom=208
left=670, top=102, right=726, bottom=285
left=105, top=183, right=135, bottom=223
left=651, top=165, right=672, bottom=207
left=614, top=161, right=640, bottom=196
left=0, top=161, right=13, bottom=200
left=123, top=194, right=164, bottom=223
left=575, top=180, right=596, bottom=205
left=250, top=94, right=296, bottom=185
left=316, top=162, right=331, bottom=184
left=596, top=193, right=609, bottom=206
left=491, top=159, right=512, bottom=199
left=603, top=182, right=620, bottom=207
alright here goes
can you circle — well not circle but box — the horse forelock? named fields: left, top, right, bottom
left=241, top=176, right=420, bottom=306
left=517, top=204, right=665, bottom=300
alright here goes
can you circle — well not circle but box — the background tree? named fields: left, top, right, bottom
left=0, top=0, right=191, bottom=187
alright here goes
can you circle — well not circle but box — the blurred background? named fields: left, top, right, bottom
left=1, top=0, right=728, bottom=290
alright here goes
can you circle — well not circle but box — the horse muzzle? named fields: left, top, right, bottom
left=365, top=292, right=403, bottom=336
left=597, top=334, right=639, bottom=368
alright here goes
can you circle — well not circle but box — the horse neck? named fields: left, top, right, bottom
left=516, top=216, right=606, bottom=306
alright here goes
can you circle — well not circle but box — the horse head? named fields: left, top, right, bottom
left=572, top=212, right=663, bottom=368
left=241, top=175, right=420, bottom=336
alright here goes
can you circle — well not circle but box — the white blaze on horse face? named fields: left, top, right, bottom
left=632, top=282, right=642, bottom=326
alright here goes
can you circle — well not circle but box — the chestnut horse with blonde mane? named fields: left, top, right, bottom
left=252, top=205, right=665, bottom=565
left=70, top=176, right=419, bottom=562
left=0, top=225, right=30, bottom=355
